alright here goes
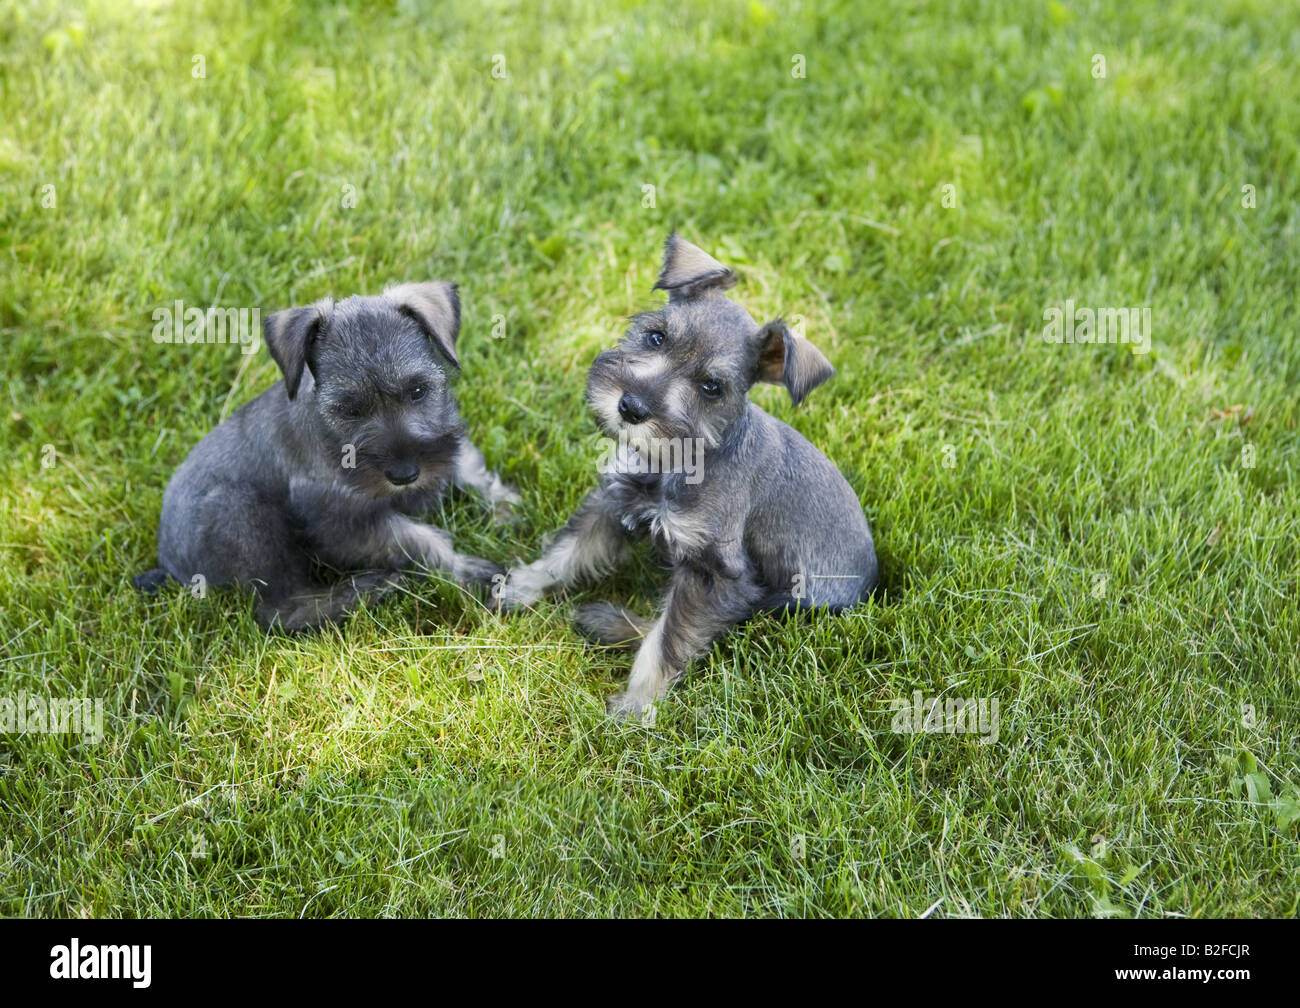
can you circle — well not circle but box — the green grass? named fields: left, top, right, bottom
left=1, top=0, right=1297, bottom=917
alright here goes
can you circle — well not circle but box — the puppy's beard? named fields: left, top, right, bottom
left=622, top=424, right=653, bottom=457
left=616, top=420, right=708, bottom=481
left=587, top=382, right=710, bottom=475
left=345, top=468, right=400, bottom=500
left=384, top=475, right=426, bottom=498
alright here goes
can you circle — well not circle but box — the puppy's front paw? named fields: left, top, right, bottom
left=488, top=567, right=546, bottom=614
left=453, top=554, right=506, bottom=595
left=489, top=485, right=523, bottom=526
left=605, top=690, right=657, bottom=723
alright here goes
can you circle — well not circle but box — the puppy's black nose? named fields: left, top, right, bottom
left=385, top=461, right=420, bottom=486
left=618, top=393, right=652, bottom=424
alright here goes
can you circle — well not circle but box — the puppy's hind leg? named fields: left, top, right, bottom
left=255, top=570, right=404, bottom=632
left=131, top=568, right=175, bottom=593
left=607, top=567, right=764, bottom=720
left=573, top=601, right=653, bottom=648
left=159, top=482, right=403, bottom=631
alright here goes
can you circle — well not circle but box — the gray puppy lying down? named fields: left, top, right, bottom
left=134, top=283, right=516, bottom=629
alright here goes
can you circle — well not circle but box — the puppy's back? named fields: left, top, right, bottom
left=742, top=404, right=877, bottom=608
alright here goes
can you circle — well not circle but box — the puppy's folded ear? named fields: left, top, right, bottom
left=384, top=282, right=461, bottom=369
left=652, top=232, right=736, bottom=301
left=264, top=299, right=334, bottom=400
left=754, top=319, right=835, bottom=405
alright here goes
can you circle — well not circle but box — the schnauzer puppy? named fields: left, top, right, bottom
left=133, top=283, right=518, bottom=630
left=495, top=234, right=877, bottom=717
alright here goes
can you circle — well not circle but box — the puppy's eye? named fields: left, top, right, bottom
left=644, top=330, right=665, bottom=349
left=699, top=378, right=723, bottom=398
left=409, top=385, right=427, bottom=403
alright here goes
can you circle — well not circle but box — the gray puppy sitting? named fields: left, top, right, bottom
left=133, top=283, right=518, bottom=630
left=495, top=234, right=877, bottom=717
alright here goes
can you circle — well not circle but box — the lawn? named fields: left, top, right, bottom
left=1, top=0, right=1297, bottom=917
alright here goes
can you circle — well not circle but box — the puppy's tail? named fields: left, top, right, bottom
left=131, top=568, right=174, bottom=594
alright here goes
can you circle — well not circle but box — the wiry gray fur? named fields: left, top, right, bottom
left=133, top=283, right=518, bottom=631
left=496, top=234, right=877, bottom=718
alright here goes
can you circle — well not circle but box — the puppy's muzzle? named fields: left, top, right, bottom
left=617, top=393, right=652, bottom=425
